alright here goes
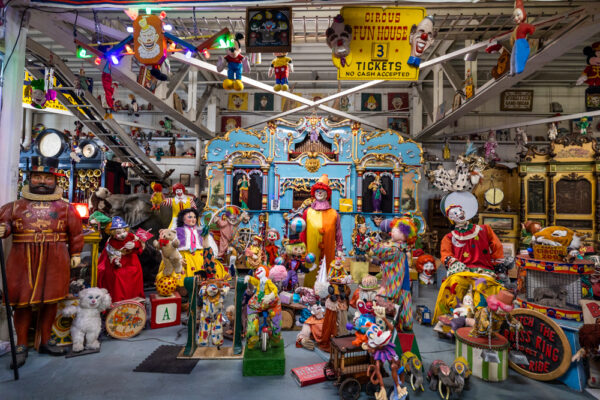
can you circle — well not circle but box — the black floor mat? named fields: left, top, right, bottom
left=133, top=345, right=198, bottom=374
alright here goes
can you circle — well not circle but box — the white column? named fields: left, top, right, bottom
left=465, top=40, right=478, bottom=89
left=0, top=7, right=28, bottom=206
left=432, top=64, right=444, bottom=121
left=410, top=85, right=423, bottom=136
left=194, top=95, right=217, bottom=197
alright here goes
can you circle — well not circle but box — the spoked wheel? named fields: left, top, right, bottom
left=339, top=378, right=361, bottom=400
left=365, top=381, right=379, bottom=397
left=260, top=330, right=269, bottom=352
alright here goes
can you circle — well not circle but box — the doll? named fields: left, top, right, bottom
left=348, top=275, right=379, bottom=347
left=443, top=138, right=451, bottom=160
left=98, top=216, right=145, bottom=303
left=470, top=290, right=522, bottom=338
left=415, top=252, right=437, bottom=285
left=328, top=257, right=352, bottom=283
left=510, top=0, right=535, bottom=75
left=237, top=174, right=249, bottom=210
left=572, top=322, right=600, bottom=362
left=265, top=228, right=280, bottom=266
left=578, top=117, right=591, bottom=135
left=353, top=223, right=369, bottom=262
left=284, top=240, right=311, bottom=291
left=150, top=182, right=164, bottom=211
left=484, top=131, right=500, bottom=162
left=244, top=266, right=282, bottom=349
left=215, top=209, right=245, bottom=258
left=198, top=280, right=230, bottom=348
left=368, top=175, right=387, bottom=213
left=216, top=33, right=250, bottom=91
left=295, top=303, right=325, bottom=350
left=268, top=52, right=293, bottom=91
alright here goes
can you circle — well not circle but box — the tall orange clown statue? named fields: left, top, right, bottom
left=300, top=174, right=343, bottom=287
left=0, top=156, right=84, bottom=368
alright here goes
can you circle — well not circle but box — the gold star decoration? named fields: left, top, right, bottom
left=463, top=251, right=470, bottom=258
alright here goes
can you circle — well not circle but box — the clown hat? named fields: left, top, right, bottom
left=359, top=275, right=379, bottom=291
left=110, top=216, right=129, bottom=230
left=29, top=79, right=46, bottom=91
left=311, top=174, right=332, bottom=200
left=29, top=156, right=66, bottom=176
left=514, top=0, right=526, bottom=19
left=252, top=235, right=263, bottom=244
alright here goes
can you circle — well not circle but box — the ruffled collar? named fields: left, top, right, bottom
left=21, top=185, right=63, bottom=201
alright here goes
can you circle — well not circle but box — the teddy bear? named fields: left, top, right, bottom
left=62, top=287, right=112, bottom=352
left=153, top=229, right=184, bottom=277
left=89, top=187, right=112, bottom=214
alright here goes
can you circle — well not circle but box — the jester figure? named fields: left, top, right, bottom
left=368, top=175, right=387, bottom=213
left=244, top=266, right=282, bottom=349
left=371, top=216, right=418, bottom=331
left=198, top=280, right=229, bottom=348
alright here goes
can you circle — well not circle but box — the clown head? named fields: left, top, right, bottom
left=386, top=216, right=418, bottom=246
left=409, top=16, right=435, bottom=61
left=358, top=224, right=367, bottom=235
left=245, top=246, right=265, bottom=269
left=325, top=14, right=352, bottom=60
left=512, top=0, right=526, bottom=24
left=172, top=183, right=186, bottom=197
left=446, top=204, right=467, bottom=226
left=266, top=228, right=280, bottom=244
left=365, top=95, right=378, bottom=111
left=366, top=322, right=392, bottom=349
left=138, top=21, right=159, bottom=52
left=255, top=265, right=268, bottom=281
left=311, top=174, right=332, bottom=203
left=285, top=240, right=306, bottom=259
left=331, top=257, right=344, bottom=270
left=416, top=253, right=437, bottom=284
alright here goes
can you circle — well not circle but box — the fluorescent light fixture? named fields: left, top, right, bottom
left=126, top=26, right=134, bottom=33
left=185, top=50, right=193, bottom=58
left=110, top=55, right=119, bottom=65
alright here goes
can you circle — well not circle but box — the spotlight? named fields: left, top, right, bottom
left=127, top=26, right=134, bottom=33
left=110, top=55, right=119, bottom=65
left=185, top=50, right=193, bottom=59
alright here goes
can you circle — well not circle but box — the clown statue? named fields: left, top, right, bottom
left=414, top=250, right=437, bottom=285
left=0, top=156, right=84, bottom=368
left=300, top=174, right=343, bottom=288
left=216, top=33, right=250, bottom=91
left=440, top=194, right=504, bottom=277
left=163, top=183, right=196, bottom=229
left=244, top=266, right=282, bottom=350
left=268, top=52, right=293, bottom=91
left=98, top=216, right=146, bottom=303
left=370, top=216, right=418, bottom=331
left=265, top=228, right=280, bottom=266
left=510, top=0, right=535, bottom=75
left=407, top=16, right=435, bottom=68
left=198, top=280, right=230, bottom=348
left=368, top=174, right=387, bottom=213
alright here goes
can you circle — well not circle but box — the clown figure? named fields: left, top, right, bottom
left=510, top=0, right=535, bottom=75
left=244, top=266, right=282, bottom=349
left=198, top=280, right=230, bottom=348
left=408, top=16, right=435, bottom=68
left=284, top=240, right=312, bottom=291
left=163, top=183, right=197, bottom=229
left=415, top=252, right=437, bottom=285
left=265, top=228, right=281, bottom=266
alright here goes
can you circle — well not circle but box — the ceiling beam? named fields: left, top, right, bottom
left=415, top=10, right=600, bottom=140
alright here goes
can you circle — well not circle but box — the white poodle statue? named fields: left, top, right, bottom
left=62, top=287, right=112, bottom=352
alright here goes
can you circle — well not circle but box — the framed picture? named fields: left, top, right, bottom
left=245, top=7, right=292, bottom=53
left=500, top=90, right=534, bottom=111
left=452, top=92, right=462, bottom=111
left=501, top=242, right=516, bottom=258
left=388, top=117, right=409, bottom=135
left=387, top=93, right=409, bottom=111
left=228, top=93, right=248, bottom=111
left=221, top=116, right=241, bottom=132
left=585, top=87, right=600, bottom=111
left=254, top=93, right=274, bottom=111
left=482, top=216, right=514, bottom=231
left=180, top=173, right=191, bottom=187
left=361, top=93, right=382, bottom=112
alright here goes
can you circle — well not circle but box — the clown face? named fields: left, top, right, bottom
left=409, top=17, right=435, bottom=60
left=366, top=323, right=392, bottom=349
left=447, top=206, right=467, bottom=225
left=31, top=88, right=46, bottom=107
left=462, top=293, right=474, bottom=307
left=266, top=229, right=279, bottom=243
left=287, top=242, right=306, bottom=258
left=315, top=189, right=328, bottom=201
left=422, top=261, right=435, bottom=277
left=138, top=25, right=160, bottom=59
left=112, top=228, right=128, bottom=241
left=175, top=188, right=184, bottom=197
left=512, top=8, right=525, bottom=24
left=205, top=283, right=219, bottom=297
left=357, top=298, right=374, bottom=315
left=255, top=266, right=267, bottom=280
left=391, top=227, right=407, bottom=243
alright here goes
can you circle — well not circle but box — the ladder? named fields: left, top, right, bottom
left=25, top=38, right=171, bottom=184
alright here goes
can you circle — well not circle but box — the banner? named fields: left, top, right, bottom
left=31, top=0, right=283, bottom=8
left=329, top=7, right=428, bottom=81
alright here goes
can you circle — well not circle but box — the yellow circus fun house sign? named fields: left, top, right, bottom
left=328, top=7, right=430, bottom=81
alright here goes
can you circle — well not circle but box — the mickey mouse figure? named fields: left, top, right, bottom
left=576, top=42, right=600, bottom=87
left=217, top=33, right=251, bottom=91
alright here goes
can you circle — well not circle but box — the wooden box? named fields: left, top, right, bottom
left=150, top=293, right=182, bottom=329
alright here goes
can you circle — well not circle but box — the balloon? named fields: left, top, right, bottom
left=290, top=217, right=306, bottom=234
left=305, top=253, right=316, bottom=264
left=274, top=257, right=284, bottom=266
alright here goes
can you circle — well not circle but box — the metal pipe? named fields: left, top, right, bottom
left=21, top=108, right=33, bottom=150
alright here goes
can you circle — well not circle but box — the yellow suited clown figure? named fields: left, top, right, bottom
left=162, top=183, right=196, bottom=229
left=300, top=174, right=343, bottom=288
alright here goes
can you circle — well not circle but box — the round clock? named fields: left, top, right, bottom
left=80, top=140, right=98, bottom=158
left=36, top=129, right=67, bottom=158
left=484, top=187, right=504, bottom=206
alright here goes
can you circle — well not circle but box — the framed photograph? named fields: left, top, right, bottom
left=500, top=90, right=534, bottom=111
left=482, top=216, right=514, bottom=231
left=388, top=117, right=409, bottom=135
left=221, top=116, right=241, bottom=132
left=387, top=93, right=409, bottom=111
left=452, top=92, right=462, bottom=111
left=228, top=93, right=248, bottom=111
left=254, top=93, right=274, bottom=111
left=585, top=87, right=600, bottom=111
left=245, top=7, right=292, bottom=53
left=180, top=173, right=191, bottom=187
left=361, top=93, right=382, bottom=112
left=501, top=242, right=516, bottom=258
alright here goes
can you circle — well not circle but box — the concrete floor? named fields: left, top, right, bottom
left=0, top=285, right=594, bottom=400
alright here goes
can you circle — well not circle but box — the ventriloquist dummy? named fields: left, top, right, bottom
left=0, top=156, right=84, bottom=368
left=162, top=183, right=196, bottom=229
left=440, top=196, right=504, bottom=277
left=301, top=174, right=343, bottom=288
left=98, top=216, right=145, bottom=303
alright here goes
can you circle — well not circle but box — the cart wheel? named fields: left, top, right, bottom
left=281, top=309, right=294, bottom=330
left=365, top=381, right=379, bottom=397
left=339, top=378, right=361, bottom=400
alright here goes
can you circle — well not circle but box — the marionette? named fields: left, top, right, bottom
left=144, top=142, right=151, bottom=156
left=440, top=193, right=504, bottom=277
left=162, top=182, right=197, bottom=229
left=268, top=52, right=293, bottom=91
left=470, top=290, right=522, bottom=338
left=216, top=208, right=245, bottom=258
left=216, top=33, right=250, bottom=91
left=484, top=131, right=500, bottom=162
left=320, top=267, right=351, bottom=351
left=128, top=94, right=140, bottom=116
left=27, top=79, right=57, bottom=109
left=510, top=0, right=535, bottom=75
left=353, top=223, right=369, bottom=262
left=264, top=228, right=280, bottom=266
left=244, top=266, right=282, bottom=349
left=515, top=127, right=528, bottom=154
left=98, top=216, right=145, bottom=303
left=368, top=174, right=387, bottom=213
left=325, top=14, right=353, bottom=68
left=0, top=156, right=84, bottom=368
left=371, top=216, right=418, bottom=331
left=168, top=137, right=177, bottom=156
left=101, top=63, right=117, bottom=118
left=407, top=16, right=436, bottom=68
left=300, top=174, right=344, bottom=288
left=237, top=174, right=250, bottom=210
left=328, top=257, right=352, bottom=283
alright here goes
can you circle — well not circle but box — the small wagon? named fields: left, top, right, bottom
left=325, top=335, right=387, bottom=400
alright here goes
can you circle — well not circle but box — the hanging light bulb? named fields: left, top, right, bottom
left=163, top=24, right=172, bottom=31
left=126, top=26, right=134, bottom=33
left=110, top=55, right=119, bottom=65
left=185, top=50, right=193, bottom=59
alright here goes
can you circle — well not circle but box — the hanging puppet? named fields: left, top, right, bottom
left=510, top=0, right=535, bottom=75
left=484, top=131, right=500, bottom=162
left=101, top=63, right=117, bottom=118
left=27, top=79, right=57, bottom=109
left=216, top=33, right=250, bottom=91
left=407, top=16, right=436, bottom=68
left=368, top=174, right=387, bottom=213
left=268, top=52, right=293, bottom=91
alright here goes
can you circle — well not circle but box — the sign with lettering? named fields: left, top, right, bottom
left=331, top=7, right=426, bottom=81
left=500, top=90, right=534, bottom=112
left=501, top=308, right=571, bottom=380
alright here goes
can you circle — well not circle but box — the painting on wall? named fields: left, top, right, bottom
left=221, top=116, right=242, bottom=133
left=388, top=117, right=409, bottom=135
left=387, top=93, right=409, bottom=111
left=228, top=92, right=248, bottom=111
left=254, top=93, right=274, bottom=111
left=361, top=93, right=382, bottom=112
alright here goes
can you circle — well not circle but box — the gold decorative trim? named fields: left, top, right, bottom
left=367, top=144, right=392, bottom=151
left=279, top=177, right=345, bottom=196
left=234, top=142, right=260, bottom=149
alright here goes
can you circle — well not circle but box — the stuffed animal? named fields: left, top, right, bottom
left=532, top=226, right=583, bottom=248
left=153, top=229, right=184, bottom=277
left=576, top=42, right=600, bottom=87
left=150, top=182, right=164, bottom=211
left=402, top=351, right=425, bottom=392
left=216, top=33, right=250, bottom=91
left=62, top=287, right=112, bottom=352
left=325, top=15, right=353, bottom=68
left=89, top=187, right=112, bottom=214
left=268, top=52, right=293, bottom=91
left=427, top=155, right=485, bottom=192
